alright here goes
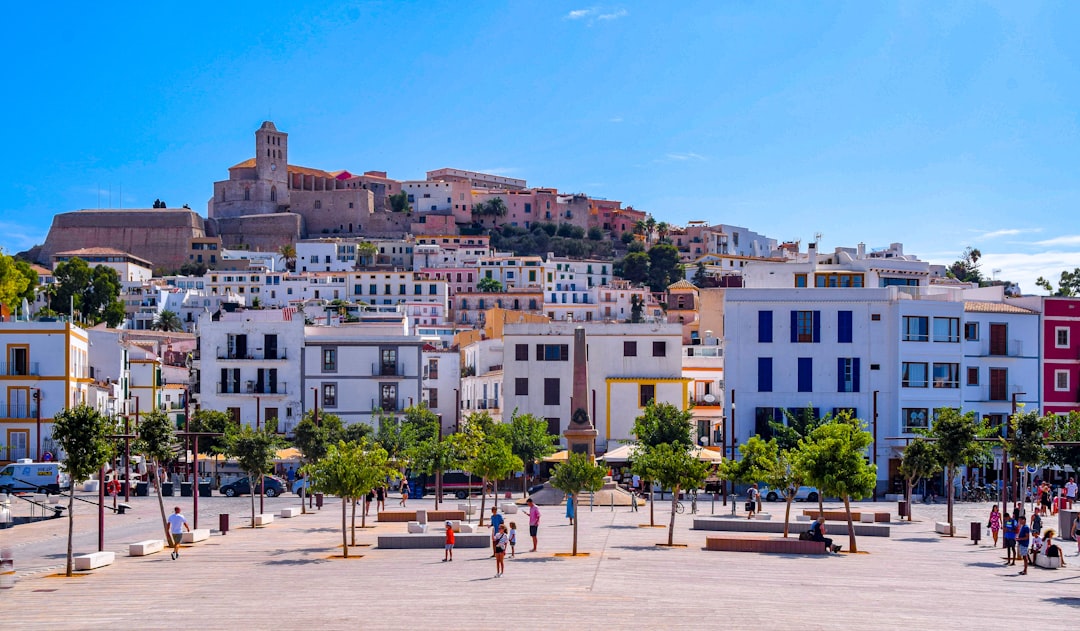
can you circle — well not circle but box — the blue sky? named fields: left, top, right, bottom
left=1, top=1, right=1078, bottom=292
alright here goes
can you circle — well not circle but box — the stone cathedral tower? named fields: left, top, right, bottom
left=254, top=120, right=289, bottom=211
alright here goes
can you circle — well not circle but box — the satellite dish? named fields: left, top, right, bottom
left=703, top=394, right=716, bottom=403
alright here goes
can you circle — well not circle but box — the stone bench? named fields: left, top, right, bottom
left=254, top=514, right=274, bottom=526
left=693, top=517, right=890, bottom=537
left=934, top=522, right=953, bottom=535
left=181, top=529, right=210, bottom=544
left=128, top=539, right=165, bottom=557
left=377, top=533, right=490, bottom=549
left=74, top=551, right=115, bottom=570
left=500, top=503, right=519, bottom=514
left=705, top=536, right=828, bottom=554
left=804, top=509, right=891, bottom=523
left=752, top=513, right=772, bottom=521
left=407, top=522, right=427, bottom=534
left=457, top=504, right=478, bottom=516
left=279, top=507, right=301, bottom=519
left=379, top=510, right=467, bottom=523
left=1035, top=553, right=1062, bottom=570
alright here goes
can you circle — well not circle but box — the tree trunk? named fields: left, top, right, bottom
left=479, top=477, right=488, bottom=527
left=523, top=466, right=529, bottom=499
left=843, top=495, right=858, bottom=553
left=905, top=478, right=913, bottom=522
left=571, top=492, right=579, bottom=556
left=434, top=469, right=441, bottom=510
left=351, top=498, right=357, bottom=546
left=946, top=466, right=955, bottom=535
left=649, top=483, right=655, bottom=526
left=783, top=493, right=793, bottom=538
left=65, top=485, right=75, bottom=577
left=153, top=461, right=169, bottom=540
left=342, top=496, right=349, bottom=558
left=818, top=492, right=824, bottom=517
left=361, top=494, right=368, bottom=528
left=668, top=484, right=679, bottom=546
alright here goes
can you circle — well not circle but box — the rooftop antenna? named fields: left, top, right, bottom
left=814, top=231, right=823, bottom=247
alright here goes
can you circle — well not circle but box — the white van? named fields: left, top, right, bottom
left=0, top=460, right=70, bottom=494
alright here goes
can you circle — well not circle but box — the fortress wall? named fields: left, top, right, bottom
left=40, top=209, right=206, bottom=270
left=211, top=213, right=302, bottom=253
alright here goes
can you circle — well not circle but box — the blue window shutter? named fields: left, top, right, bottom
left=812, top=311, right=821, bottom=343
left=838, top=311, right=852, bottom=343
left=837, top=357, right=846, bottom=392
left=758, top=357, right=773, bottom=392
left=798, top=357, right=812, bottom=392
left=790, top=311, right=798, bottom=343
left=853, top=358, right=861, bottom=392
left=758, top=310, right=773, bottom=343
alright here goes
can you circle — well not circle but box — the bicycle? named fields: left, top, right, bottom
left=673, top=500, right=685, bottom=514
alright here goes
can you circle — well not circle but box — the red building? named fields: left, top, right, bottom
left=1042, top=297, right=1080, bottom=416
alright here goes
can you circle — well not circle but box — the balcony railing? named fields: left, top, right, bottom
left=692, top=396, right=722, bottom=407
left=477, top=398, right=500, bottom=411
left=373, top=362, right=405, bottom=377
left=216, top=347, right=288, bottom=360
left=0, top=362, right=40, bottom=376
left=371, top=400, right=404, bottom=413
left=0, top=404, right=39, bottom=419
left=217, top=382, right=289, bottom=395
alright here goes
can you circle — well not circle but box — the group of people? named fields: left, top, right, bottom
left=988, top=504, right=1069, bottom=575
left=442, top=498, right=542, bottom=578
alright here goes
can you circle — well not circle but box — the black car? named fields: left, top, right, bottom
left=220, top=475, right=287, bottom=497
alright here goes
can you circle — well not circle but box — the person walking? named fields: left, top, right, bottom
left=508, top=521, right=517, bottom=557
left=1072, top=513, right=1080, bottom=557
left=1003, top=511, right=1018, bottom=565
left=747, top=483, right=759, bottom=519
left=443, top=520, right=455, bottom=562
left=1066, top=477, right=1077, bottom=510
left=493, top=524, right=509, bottom=577
left=524, top=498, right=541, bottom=552
left=1016, top=516, right=1031, bottom=575
left=987, top=505, right=1002, bottom=547
left=167, top=506, right=190, bottom=560
left=399, top=478, right=409, bottom=508
left=566, top=493, right=575, bottom=526
left=376, top=485, right=386, bottom=512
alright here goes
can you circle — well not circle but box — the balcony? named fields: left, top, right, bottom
left=477, top=398, right=500, bottom=411
left=423, top=367, right=439, bottom=380
left=371, top=399, right=404, bottom=413
left=0, top=403, right=39, bottom=419
left=216, top=347, right=288, bottom=361
left=0, top=362, right=40, bottom=376
left=373, top=362, right=406, bottom=377
left=216, top=382, right=289, bottom=395
left=692, top=395, right=722, bottom=408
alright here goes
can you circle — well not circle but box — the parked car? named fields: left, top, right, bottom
left=291, top=478, right=310, bottom=495
left=0, top=461, right=70, bottom=494
left=759, top=485, right=820, bottom=502
left=220, top=475, right=287, bottom=497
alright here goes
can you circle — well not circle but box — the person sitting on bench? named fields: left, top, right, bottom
left=808, top=517, right=841, bottom=553
left=1043, top=529, right=1067, bottom=567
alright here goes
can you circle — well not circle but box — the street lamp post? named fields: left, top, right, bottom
left=1004, top=392, right=1026, bottom=518
left=31, top=388, right=41, bottom=460
left=872, top=390, right=879, bottom=502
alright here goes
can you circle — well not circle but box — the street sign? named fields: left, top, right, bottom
left=1025, top=465, right=1038, bottom=475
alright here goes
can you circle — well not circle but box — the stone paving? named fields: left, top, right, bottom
left=0, top=493, right=1075, bottom=629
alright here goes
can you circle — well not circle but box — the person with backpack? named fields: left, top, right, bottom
left=808, top=517, right=840, bottom=554
left=1002, top=511, right=1019, bottom=566
left=746, top=483, right=759, bottom=519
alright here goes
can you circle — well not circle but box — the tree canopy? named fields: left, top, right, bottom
left=549, top=452, right=606, bottom=555
left=632, top=401, right=694, bottom=449
left=50, top=257, right=125, bottom=326
left=53, top=404, right=115, bottom=576
left=1036, top=268, right=1080, bottom=297
left=637, top=442, right=708, bottom=545
left=0, top=250, right=37, bottom=312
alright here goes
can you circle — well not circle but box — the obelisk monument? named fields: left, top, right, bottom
left=563, top=326, right=598, bottom=458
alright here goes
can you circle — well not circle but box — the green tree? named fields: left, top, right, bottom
left=374, top=409, right=408, bottom=465
left=1006, top=409, right=1051, bottom=507
left=50, top=258, right=124, bottom=325
left=152, top=310, right=183, bottom=332
left=226, top=425, right=283, bottom=527
left=796, top=415, right=877, bottom=553
left=357, top=241, right=378, bottom=266
left=771, top=406, right=832, bottom=452
left=408, top=432, right=472, bottom=510
left=306, top=439, right=396, bottom=555
left=1048, top=411, right=1080, bottom=479
left=587, top=227, right=604, bottom=241
left=477, top=277, right=503, bottom=293
left=630, top=294, right=643, bottom=323
left=52, top=404, right=115, bottom=576
left=388, top=191, right=412, bottom=213
left=179, top=261, right=208, bottom=276
left=1035, top=268, right=1080, bottom=297
left=189, top=409, right=236, bottom=459
left=637, top=442, right=708, bottom=545
left=692, top=262, right=708, bottom=287
left=946, top=246, right=983, bottom=284
left=466, top=434, right=522, bottom=526
left=632, top=401, right=694, bottom=526
left=773, top=449, right=806, bottom=537
left=549, top=452, right=606, bottom=555
left=656, top=222, right=669, bottom=242
left=278, top=244, right=296, bottom=271
left=720, top=435, right=780, bottom=514
left=621, top=251, right=650, bottom=285
left=501, top=411, right=557, bottom=497
left=925, top=408, right=989, bottom=535
left=133, top=409, right=177, bottom=541
left=342, top=422, right=374, bottom=443
left=0, top=250, right=36, bottom=312
left=647, top=243, right=684, bottom=292
left=897, top=438, right=941, bottom=522
left=292, top=410, right=344, bottom=513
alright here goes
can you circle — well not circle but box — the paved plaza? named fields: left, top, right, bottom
left=0, top=492, right=1075, bottom=629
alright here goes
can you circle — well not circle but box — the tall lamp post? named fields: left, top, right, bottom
left=1004, top=391, right=1025, bottom=518
left=726, top=390, right=736, bottom=505
left=31, top=388, right=41, bottom=460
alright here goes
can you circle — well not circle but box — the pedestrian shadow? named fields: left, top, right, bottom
left=603, top=525, right=642, bottom=530
left=299, top=527, right=339, bottom=534
left=510, top=556, right=562, bottom=563
left=269, top=547, right=329, bottom=556
left=612, top=545, right=673, bottom=552
left=261, top=558, right=329, bottom=566
left=1044, top=597, right=1080, bottom=608
left=896, top=538, right=940, bottom=543
left=966, top=562, right=1004, bottom=568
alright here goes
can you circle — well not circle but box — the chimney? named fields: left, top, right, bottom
left=857, top=242, right=866, bottom=259
left=808, top=242, right=818, bottom=272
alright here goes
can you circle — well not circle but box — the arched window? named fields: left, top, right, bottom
left=270, top=187, right=277, bottom=202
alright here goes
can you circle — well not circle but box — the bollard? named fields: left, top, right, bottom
left=315, top=493, right=324, bottom=509
left=898, top=500, right=909, bottom=519
left=729, top=494, right=737, bottom=516
left=970, top=521, right=981, bottom=544
left=219, top=513, right=229, bottom=535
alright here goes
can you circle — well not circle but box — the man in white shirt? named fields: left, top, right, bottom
left=167, top=506, right=190, bottom=560
left=1066, top=478, right=1077, bottom=510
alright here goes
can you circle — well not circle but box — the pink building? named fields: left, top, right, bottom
left=1042, top=297, right=1080, bottom=416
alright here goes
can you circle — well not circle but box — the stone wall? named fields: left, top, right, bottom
left=40, top=209, right=206, bottom=270
left=210, top=213, right=302, bottom=253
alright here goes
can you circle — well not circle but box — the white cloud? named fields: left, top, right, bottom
left=1034, top=235, right=1080, bottom=248
left=597, top=9, right=627, bottom=20
left=608, top=116, right=624, bottom=123
left=565, top=7, right=626, bottom=22
left=0, top=221, right=48, bottom=253
left=477, top=167, right=520, bottom=176
left=973, top=250, right=1080, bottom=295
left=566, top=9, right=593, bottom=19
left=664, top=152, right=707, bottom=162
left=974, top=228, right=1043, bottom=239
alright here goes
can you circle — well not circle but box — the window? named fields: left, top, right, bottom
left=322, top=348, right=337, bottom=372
left=546, top=417, right=561, bottom=436
left=544, top=378, right=560, bottom=406
left=380, top=349, right=398, bottom=376
left=902, top=362, right=928, bottom=388
left=797, top=357, right=813, bottom=392
left=1056, top=327, right=1070, bottom=349
left=837, top=358, right=860, bottom=393
left=964, top=322, right=978, bottom=341
left=989, top=368, right=1008, bottom=401
left=791, top=310, right=820, bottom=343
left=536, top=344, right=569, bottom=361
left=314, top=200, right=321, bottom=209
left=902, top=408, right=929, bottom=433
left=757, top=358, right=773, bottom=392
left=426, top=388, right=438, bottom=408
left=1055, top=370, right=1070, bottom=392
left=652, top=341, right=667, bottom=357
left=381, top=383, right=397, bottom=411
left=515, top=378, right=529, bottom=396
left=623, top=341, right=637, bottom=357
left=639, top=384, right=655, bottom=407
left=837, top=311, right=852, bottom=343
left=814, top=272, right=864, bottom=288
left=932, top=363, right=959, bottom=388
left=515, top=344, right=528, bottom=361
left=933, top=317, right=960, bottom=343
left=758, top=310, right=773, bottom=343
left=871, top=314, right=881, bottom=321
left=322, top=383, right=337, bottom=407
left=989, top=323, right=1007, bottom=356
left=967, top=367, right=979, bottom=386
left=794, top=274, right=807, bottom=288
left=902, top=316, right=928, bottom=341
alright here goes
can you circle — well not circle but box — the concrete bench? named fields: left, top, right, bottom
left=804, top=509, right=891, bottom=523
left=457, top=504, right=478, bottom=516
left=377, top=533, right=490, bottom=549
left=181, top=529, right=210, bottom=544
left=407, top=522, right=427, bottom=534
left=74, top=551, right=115, bottom=570
left=1035, top=553, right=1062, bottom=570
left=795, top=515, right=812, bottom=522
left=860, top=513, right=876, bottom=524
left=128, top=539, right=165, bottom=556
left=693, top=517, right=890, bottom=537
left=500, top=503, right=519, bottom=514
left=379, top=510, right=467, bottom=523
left=279, top=507, right=301, bottom=518
left=751, top=513, right=772, bottom=521
left=934, top=522, right=953, bottom=535
left=705, top=536, right=828, bottom=554
left=254, top=513, right=274, bottom=526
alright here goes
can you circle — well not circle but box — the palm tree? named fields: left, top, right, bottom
left=152, top=310, right=183, bottom=332
left=657, top=222, right=670, bottom=242
left=357, top=242, right=378, bottom=267
left=278, top=244, right=296, bottom=272
left=645, top=217, right=656, bottom=240
left=633, top=220, right=647, bottom=236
